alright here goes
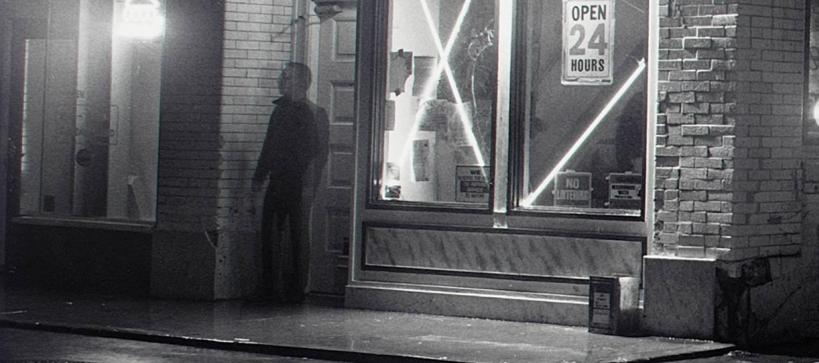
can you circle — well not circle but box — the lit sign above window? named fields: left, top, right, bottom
left=116, top=0, right=164, bottom=40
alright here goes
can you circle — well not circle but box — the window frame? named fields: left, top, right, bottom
left=507, top=0, right=650, bottom=220
left=9, top=0, right=163, bottom=223
left=365, top=0, right=500, bottom=213
left=364, top=0, right=653, bottom=221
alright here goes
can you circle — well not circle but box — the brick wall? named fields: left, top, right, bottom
left=213, top=0, right=296, bottom=298
left=727, top=0, right=804, bottom=264
left=217, top=0, right=294, bottom=234
left=801, top=2, right=819, bottom=338
left=656, top=0, right=818, bottom=343
left=152, top=0, right=297, bottom=299
left=721, top=0, right=809, bottom=343
left=156, top=1, right=225, bottom=232
left=655, top=0, right=740, bottom=258
left=803, top=149, right=819, bottom=336
left=151, top=0, right=226, bottom=299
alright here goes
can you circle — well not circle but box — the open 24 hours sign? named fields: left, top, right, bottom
left=562, top=0, right=614, bottom=85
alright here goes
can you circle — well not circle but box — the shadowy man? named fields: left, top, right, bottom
left=253, top=62, right=328, bottom=302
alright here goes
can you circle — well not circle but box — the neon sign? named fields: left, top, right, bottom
left=116, top=0, right=164, bottom=39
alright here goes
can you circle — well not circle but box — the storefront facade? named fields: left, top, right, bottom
left=348, top=0, right=819, bottom=344
left=0, top=0, right=357, bottom=299
left=1, top=0, right=818, bottom=344
left=348, top=0, right=652, bottom=328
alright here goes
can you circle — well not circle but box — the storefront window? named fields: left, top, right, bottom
left=374, top=0, right=497, bottom=207
left=515, top=0, right=648, bottom=215
left=807, top=0, right=819, bottom=143
left=18, top=0, right=163, bottom=221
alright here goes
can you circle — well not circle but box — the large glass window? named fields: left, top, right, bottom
left=370, top=1, right=649, bottom=216
left=516, top=0, right=648, bottom=215
left=18, top=0, right=163, bottom=221
left=374, top=0, right=497, bottom=207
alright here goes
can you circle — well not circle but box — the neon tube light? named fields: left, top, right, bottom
left=382, top=1, right=472, bottom=199
left=520, top=59, right=646, bottom=207
left=419, top=0, right=486, bottom=168
left=416, top=0, right=471, bottom=102
left=397, top=0, right=483, bottom=167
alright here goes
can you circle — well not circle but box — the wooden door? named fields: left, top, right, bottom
left=307, top=1, right=357, bottom=297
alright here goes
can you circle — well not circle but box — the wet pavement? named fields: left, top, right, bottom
left=0, top=327, right=341, bottom=362
left=686, top=350, right=819, bottom=363
left=0, top=283, right=737, bottom=363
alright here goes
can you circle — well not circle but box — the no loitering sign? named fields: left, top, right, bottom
left=553, top=171, right=592, bottom=207
left=562, top=0, right=614, bottom=85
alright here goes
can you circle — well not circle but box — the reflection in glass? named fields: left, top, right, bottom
left=377, top=0, right=497, bottom=206
left=17, top=0, right=162, bottom=221
left=518, top=0, right=648, bottom=214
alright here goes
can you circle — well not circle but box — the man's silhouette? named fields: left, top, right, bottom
left=253, top=62, right=328, bottom=302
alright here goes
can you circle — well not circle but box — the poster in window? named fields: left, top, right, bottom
left=456, top=165, right=490, bottom=203
left=562, top=0, right=614, bottom=85
left=413, top=139, right=431, bottom=182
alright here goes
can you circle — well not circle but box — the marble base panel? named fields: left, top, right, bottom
left=364, top=226, right=643, bottom=280
left=643, top=255, right=716, bottom=339
left=346, top=282, right=588, bottom=326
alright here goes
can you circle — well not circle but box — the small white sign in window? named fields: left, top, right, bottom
left=562, top=0, right=615, bottom=85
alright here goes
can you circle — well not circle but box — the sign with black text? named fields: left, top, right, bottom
left=607, top=172, right=642, bottom=209
left=553, top=171, right=592, bottom=207
left=562, top=0, right=614, bottom=85
left=456, top=166, right=490, bottom=204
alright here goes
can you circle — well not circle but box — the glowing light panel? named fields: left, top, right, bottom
left=520, top=59, right=647, bottom=207
left=813, top=100, right=819, bottom=127
left=116, top=0, right=164, bottom=39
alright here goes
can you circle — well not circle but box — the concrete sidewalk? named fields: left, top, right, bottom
left=0, top=284, right=734, bottom=363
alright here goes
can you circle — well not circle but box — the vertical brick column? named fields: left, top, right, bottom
left=654, top=0, right=739, bottom=258
left=714, top=1, right=806, bottom=343
left=214, top=0, right=294, bottom=298
left=646, top=0, right=741, bottom=339
left=650, top=0, right=813, bottom=343
left=151, top=0, right=296, bottom=300
left=151, top=1, right=226, bottom=299
left=727, top=0, right=803, bottom=266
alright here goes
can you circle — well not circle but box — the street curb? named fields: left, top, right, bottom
left=0, top=319, right=465, bottom=363
left=0, top=318, right=736, bottom=362
left=613, top=345, right=736, bottom=363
